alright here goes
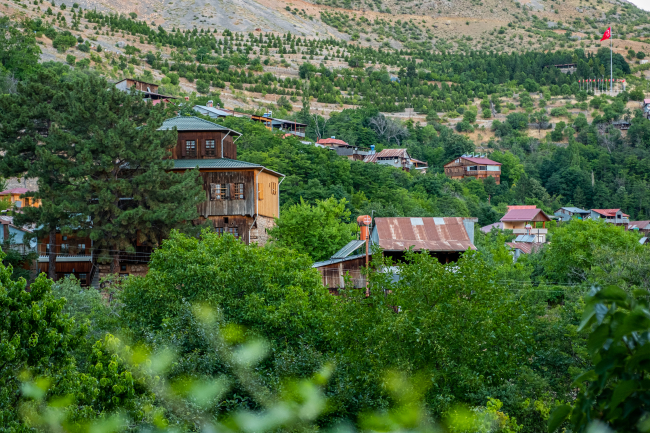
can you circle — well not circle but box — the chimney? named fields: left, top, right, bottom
left=207, top=100, right=213, bottom=107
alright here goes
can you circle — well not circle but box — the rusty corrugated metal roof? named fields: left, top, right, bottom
left=374, top=217, right=475, bottom=252
left=506, top=242, right=543, bottom=254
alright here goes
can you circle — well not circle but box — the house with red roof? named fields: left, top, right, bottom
left=316, top=137, right=375, bottom=161
left=500, top=207, right=551, bottom=243
left=589, top=209, right=629, bottom=225
left=0, top=188, right=40, bottom=208
left=444, top=154, right=502, bottom=184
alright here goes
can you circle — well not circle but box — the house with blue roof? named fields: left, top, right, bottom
left=554, top=207, right=590, bottom=222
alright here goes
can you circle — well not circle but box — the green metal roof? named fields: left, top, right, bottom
left=158, top=116, right=241, bottom=134
left=172, top=158, right=261, bottom=169
left=171, top=158, right=284, bottom=177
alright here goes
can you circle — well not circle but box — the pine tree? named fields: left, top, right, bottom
left=1, top=70, right=205, bottom=277
left=0, top=69, right=79, bottom=279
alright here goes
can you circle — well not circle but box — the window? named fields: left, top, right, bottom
left=232, top=183, right=244, bottom=200
left=120, top=264, right=127, bottom=272
left=79, top=273, right=87, bottom=285
left=210, top=183, right=226, bottom=200
left=60, top=244, right=70, bottom=254
left=270, top=182, right=277, bottom=195
left=205, top=140, right=216, bottom=156
left=186, top=140, right=197, bottom=157
left=24, top=198, right=30, bottom=206
left=216, top=227, right=239, bottom=239
left=119, top=273, right=129, bottom=278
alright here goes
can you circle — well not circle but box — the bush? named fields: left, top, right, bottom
left=196, top=79, right=210, bottom=94
left=482, top=108, right=492, bottom=118
left=455, top=120, right=474, bottom=132
left=637, top=51, right=646, bottom=60
left=52, top=32, right=77, bottom=52
left=463, top=109, right=477, bottom=124
left=167, top=72, right=179, bottom=85
left=66, top=54, right=76, bottom=65
left=77, top=43, right=90, bottom=52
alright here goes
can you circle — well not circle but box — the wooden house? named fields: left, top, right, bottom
left=500, top=207, right=551, bottom=243
left=316, top=137, right=374, bottom=161
left=37, top=232, right=94, bottom=286
left=363, top=148, right=428, bottom=173
left=590, top=209, right=629, bottom=225
left=159, top=116, right=284, bottom=246
left=554, top=206, right=590, bottom=222
left=628, top=220, right=650, bottom=234
left=115, top=78, right=177, bottom=101
left=313, top=217, right=477, bottom=290
left=444, top=155, right=501, bottom=184
left=0, top=188, right=40, bottom=208
left=250, top=113, right=307, bottom=137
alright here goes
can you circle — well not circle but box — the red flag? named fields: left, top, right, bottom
left=601, top=27, right=611, bottom=41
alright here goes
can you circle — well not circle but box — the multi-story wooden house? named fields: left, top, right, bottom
left=0, top=188, right=41, bottom=208
left=159, top=116, right=284, bottom=246
left=444, top=155, right=502, bottom=184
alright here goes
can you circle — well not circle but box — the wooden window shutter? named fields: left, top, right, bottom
left=226, top=183, right=231, bottom=200
left=181, top=141, right=187, bottom=157
left=200, top=139, right=206, bottom=157
left=258, top=183, right=264, bottom=200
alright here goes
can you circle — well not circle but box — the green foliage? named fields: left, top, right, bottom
left=52, top=31, right=77, bottom=52
left=0, top=17, right=41, bottom=79
left=0, top=260, right=85, bottom=430
left=269, top=197, right=357, bottom=261
left=549, top=286, right=650, bottom=433
left=0, top=70, right=204, bottom=268
left=536, top=220, right=643, bottom=284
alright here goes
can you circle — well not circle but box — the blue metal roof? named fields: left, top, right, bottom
left=331, top=240, right=366, bottom=259
left=312, top=253, right=367, bottom=268
left=559, top=207, right=589, bottom=213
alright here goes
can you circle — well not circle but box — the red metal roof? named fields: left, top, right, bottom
left=591, top=209, right=630, bottom=217
left=0, top=188, right=32, bottom=195
left=462, top=156, right=501, bottom=165
left=374, top=217, right=476, bottom=252
left=501, top=208, right=551, bottom=222
left=628, top=220, right=650, bottom=230
left=317, top=138, right=349, bottom=146
left=507, top=205, right=537, bottom=211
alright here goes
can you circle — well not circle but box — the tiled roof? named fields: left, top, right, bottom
left=317, top=138, right=349, bottom=146
left=501, top=208, right=551, bottom=222
left=644, top=99, right=650, bottom=104
left=171, top=158, right=284, bottom=177
left=158, top=116, right=241, bottom=134
left=373, top=217, right=476, bottom=252
left=462, top=156, right=501, bottom=165
left=591, top=209, right=630, bottom=217
left=0, top=188, right=32, bottom=195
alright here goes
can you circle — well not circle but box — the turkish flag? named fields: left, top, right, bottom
left=601, top=27, right=611, bottom=41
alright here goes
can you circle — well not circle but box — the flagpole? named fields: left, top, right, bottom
left=610, top=26, right=613, bottom=95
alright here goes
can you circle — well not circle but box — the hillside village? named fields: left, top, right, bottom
left=2, top=0, right=650, bottom=432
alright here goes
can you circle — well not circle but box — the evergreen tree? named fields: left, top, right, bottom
left=0, top=70, right=205, bottom=275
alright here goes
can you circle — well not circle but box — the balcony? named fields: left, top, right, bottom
left=511, top=228, right=547, bottom=243
left=38, top=254, right=92, bottom=262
